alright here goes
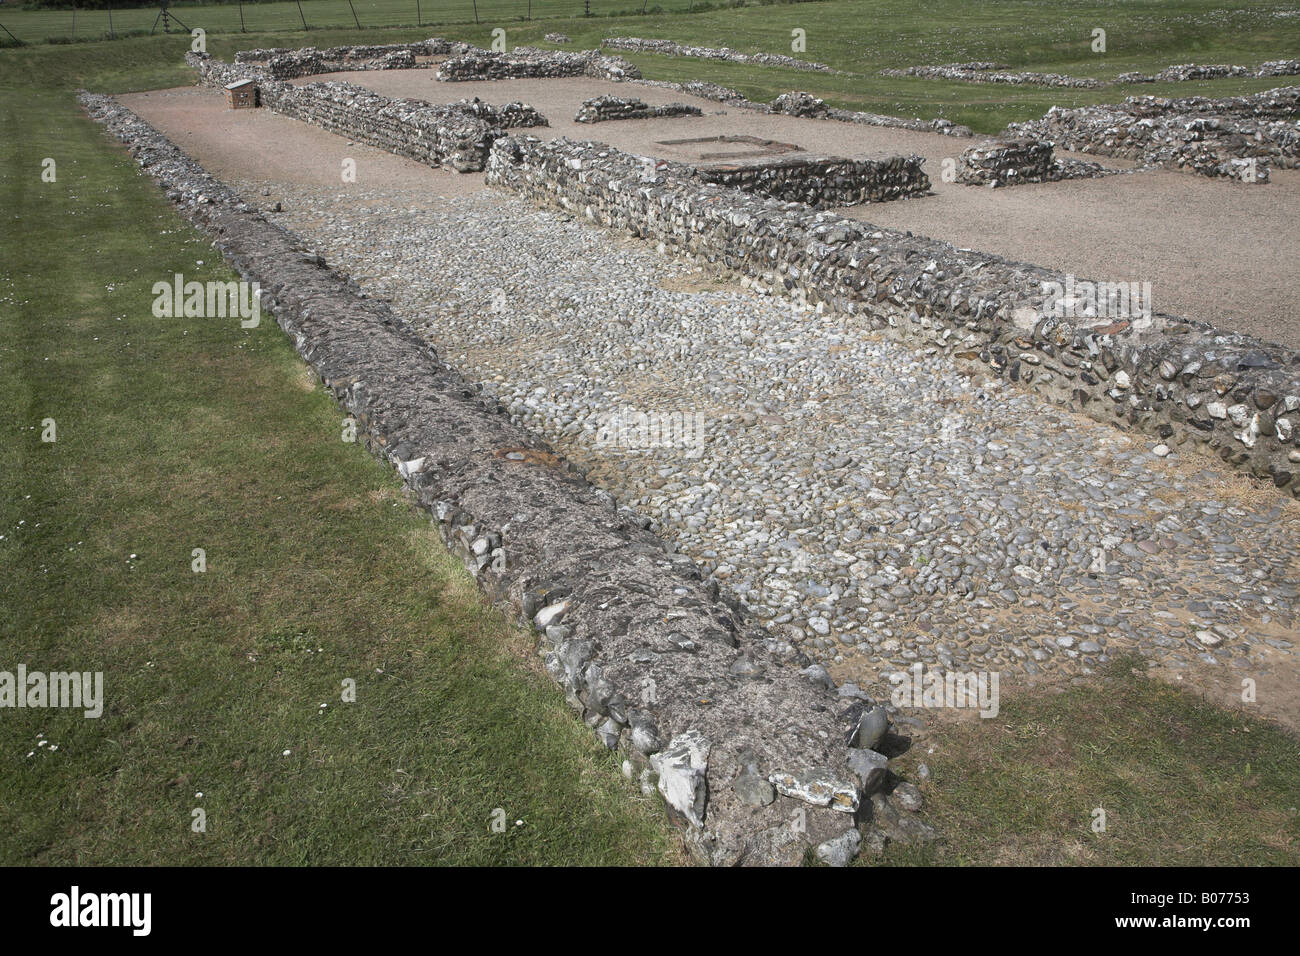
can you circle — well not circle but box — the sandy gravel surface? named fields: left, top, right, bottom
left=124, top=76, right=1296, bottom=345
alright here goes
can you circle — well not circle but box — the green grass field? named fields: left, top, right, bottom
left=1, top=5, right=1297, bottom=866
left=0, top=0, right=698, bottom=46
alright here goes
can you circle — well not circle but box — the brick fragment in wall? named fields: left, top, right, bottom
left=485, top=134, right=1300, bottom=497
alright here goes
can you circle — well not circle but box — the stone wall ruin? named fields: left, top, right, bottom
left=188, top=52, right=546, bottom=173
left=601, top=36, right=834, bottom=73
left=691, top=152, right=930, bottom=208
left=574, top=95, right=702, bottom=124
left=436, top=47, right=642, bottom=82
left=79, top=91, right=930, bottom=868
left=956, top=138, right=1119, bottom=187
left=1007, top=87, right=1300, bottom=179
left=486, top=135, right=1300, bottom=496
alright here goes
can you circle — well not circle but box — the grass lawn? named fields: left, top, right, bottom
left=0, top=0, right=706, bottom=46
left=0, top=61, right=683, bottom=865
left=882, top=658, right=1299, bottom=866
left=0, top=13, right=1296, bottom=866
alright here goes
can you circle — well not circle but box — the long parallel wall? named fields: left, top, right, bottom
left=188, top=53, right=546, bottom=173
left=486, top=135, right=1300, bottom=496
left=81, top=91, right=939, bottom=868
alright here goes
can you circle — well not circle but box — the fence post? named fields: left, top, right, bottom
left=296, top=0, right=307, bottom=31
left=472, top=0, right=479, bottom=25
left=348, top=0, right=360, bottom=28
left=108, top=2, right=115, bottom=39
left=416, top=0, right=421, bottom=27
left=238, top=0, right=246, bottom=33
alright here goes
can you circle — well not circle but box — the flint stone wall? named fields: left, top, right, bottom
left=188, top=53, right=545, bottom=172
left=486, top=135, right=1300, bottom=496
left=235, top=39, right=476, bottom=78
left=888, top=59, right=1300, bottom=87
left=765, top=90, right=972, bottom=137
left=882, top=63, right=1103, bottom=89
left=222, top=41, right=971, bottom=140
left=601, top=36, right=834, bottom=73
left=437, top=47, right=642, bottom=82
left=236, top=38, right=472, bottom=62
left=693, top=153, right=930, bottom=208
left=1007, top=86, right=1299, bottom=178
left=1119, top=59, right=1300, bottom=83
left=80, top=90, right=923, bottom=867
left=575, top=95, right=702, bottom=124
left=956, top=138, right=1117, bottom=187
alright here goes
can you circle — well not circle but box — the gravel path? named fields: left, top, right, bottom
left=248, top=181, right=1300, bottom=697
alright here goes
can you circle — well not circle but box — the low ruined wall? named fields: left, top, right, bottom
left=1008, top=87, right=1300, bottom=178
left=694, top=153, right=930, bottom=208
left=80, top=91, right=936, bottom=868
left=957, top=138, right=1055, bottom=185
left=487, top=135, right=1300, bottom=496
left=956, top=137, right=1055, bottom=185
left=188, top=53, right=545, bottom=173
left=1119, top=59, right=1300, bottom=83
left=574, top=95, right=701, bottom=124
left=601, top=36, right=834, bottom=73
left=954, top=138, right=1118, bottom=187
left=437, top=47, right=642, bottom=82
left=883, top=63, right=1103, bottom=89
left=234, top=39, right=477, bottom=78
left=765, top=90, right=972, bottom=137
left=887, top=59, right=1300, bottom=87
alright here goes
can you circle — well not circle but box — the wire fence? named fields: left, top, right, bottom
left=0, top=0, right=713, bottom=45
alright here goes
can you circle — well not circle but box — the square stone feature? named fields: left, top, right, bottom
left=654, top=134, right=805, bottom=163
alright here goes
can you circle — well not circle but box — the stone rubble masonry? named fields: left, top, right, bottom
left=1119, top=59, right=1300, bottom=83
left=216, top=40, right=973, bottom=141
left=882, top=62, right=1104, bottom=89
left=601, top=36, right=835, bottom=73
left=1007, top=86, right=1300, bottom=179
left=188, top=53, right=546, bottom=173
left=80, top=91, right=909, bottom=867
left=763, top=90, right=973, bottom=138
left=436, top=46, right=643, bottom=82
left=886, top=59, right=1300, bottom=87
left=544, top=34, right=571, bottom=44
left=574, top=95, right=702, bottom=124
left=692, top=153, right=930, bottom=209
left=956, top=138, right=1119, bottom=187
left=485, top=135, right=1300, bottom=496
left=234, top=39, right=477, bottom=78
